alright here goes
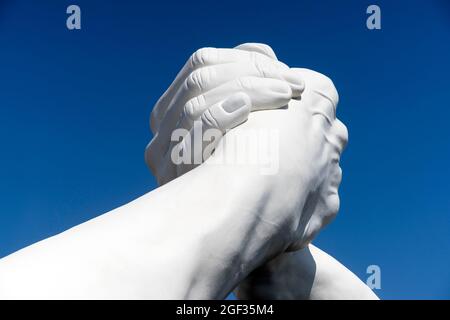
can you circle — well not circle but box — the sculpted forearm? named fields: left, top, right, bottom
left=0, top=161, right=291, bottom=299
left=165, top=162, right=296, bottom=299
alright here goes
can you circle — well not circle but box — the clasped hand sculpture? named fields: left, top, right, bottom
left=0, top=43, right=377, bottom=300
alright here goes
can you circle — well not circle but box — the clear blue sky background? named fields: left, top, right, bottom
left=0, top=0, right=449, bottom=299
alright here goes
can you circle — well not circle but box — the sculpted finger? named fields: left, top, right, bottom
left=170, top=93, right=251, bottom=178
left=328, top=118, right=349, bottom=154
left=234, top=43, right=278, bottom=60
left=182, top=77, right=293, bottom=124
left=154, top=53, right=290, bottom=135
left=177, top=60, right=289, bottom=103
left=292, top=68, right=339, bottom=122
left=152, top=74, right=295, bottom=157
left=201, top=92, right=251, bottom=133
left=161, top=59, right=299, bottom=131
left=150, top=47, right=288, bottom=133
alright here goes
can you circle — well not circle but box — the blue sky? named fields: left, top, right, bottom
left=0, top=0, right=449, bottom=299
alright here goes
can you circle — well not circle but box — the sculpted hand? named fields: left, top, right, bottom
left=147, top=44, right=348, bottom=251
left=145, top=44, right=348, bottom=299
left=145, top=44, right=305, bottom=185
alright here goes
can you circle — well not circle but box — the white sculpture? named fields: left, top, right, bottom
left=0, top=43, right=377, bottom=300
left=147, top=43, right=377, bottom=300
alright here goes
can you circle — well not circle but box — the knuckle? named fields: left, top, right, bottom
left=184, top=95, right=205, bottom=121
left=185, top=68, right=211, bottom=91
left=316, top=74, right=339, bottom=108
left=183, top=103, right=196, bottom=122
left=185, top=71, right=201, bottom=91
left=300, top=68, right=340, bottom=109
left=324, top=78, right=339, bottom=107
left=189, top=47, right=216, bottom=68
left=333, top=118, right=349, bottom=150
left=201, top=109, right=221, bottom=130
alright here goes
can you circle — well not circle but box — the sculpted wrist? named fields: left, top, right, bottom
left=176, top=164, right=290, bottom=298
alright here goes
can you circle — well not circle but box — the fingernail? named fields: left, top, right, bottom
left=282, top=69, right=305, bottom=97
left=222, top=93, right=250, bottom=112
